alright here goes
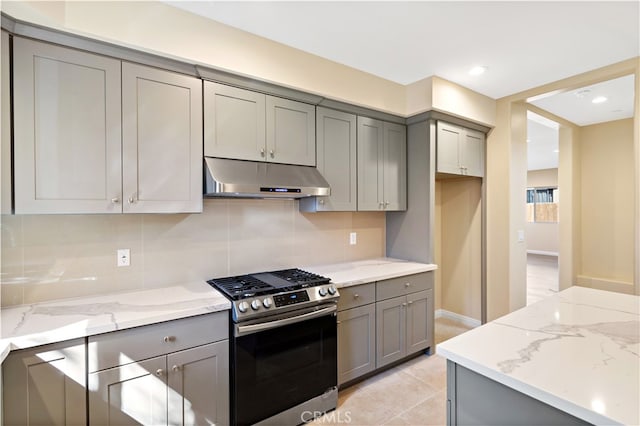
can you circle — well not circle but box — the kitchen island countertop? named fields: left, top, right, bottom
left=305, top=257, right=437, bottom=288
left=0, top=281, right=230, bottom=363
left=438, top=286, right=639, bottom=425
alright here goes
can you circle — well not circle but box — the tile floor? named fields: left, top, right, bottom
left=312, top=317, right=473, bottom=425
left=526, top=253, right=559, bottom=305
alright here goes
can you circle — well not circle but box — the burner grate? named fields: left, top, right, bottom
left=269, top=268, right=330, bottom=287
left=207, top=275, right=272, bottom=300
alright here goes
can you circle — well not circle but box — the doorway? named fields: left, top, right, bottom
left=525, top=111, right=560, bottom=305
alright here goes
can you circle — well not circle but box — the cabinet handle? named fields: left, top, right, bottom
left=260, top=148, right=265, bottom=157
left=128, top=196, right=135, bottom=204
left=270, top=149, right=275, bottom=158
left=385, top=201, right=390, bottom=207
left=155, top=369, right=164, bottom=377
left=336, top=320, right=342, bottom=325
left=379, top=202, right=384, bottom=209
left=172, top=365, right=181, bottom=372
left=408, top=301, right=413, bottom=305
left=163, top=336, right=176, bottom=343
left=405, top=283, right=411, bottom=288
left=353, top=294, right=359, bottom=299
left=402, top=303, right=407, bottom=307
left=319, top=199, right=325, bottom=205
left=111, top=197, right=120, bottom=204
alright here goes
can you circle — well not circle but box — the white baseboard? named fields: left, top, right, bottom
left=435, top=309, right=481, bottom=328
left=527, top=250, right=559, bottom=257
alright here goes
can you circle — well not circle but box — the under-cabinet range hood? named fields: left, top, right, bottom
left=204, top=157, right=330, bottom=198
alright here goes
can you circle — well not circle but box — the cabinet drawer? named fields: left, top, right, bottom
left=376, top=272, right=432, bottom=301
left=88, top=311, right=228, bottom=372
left=337, top=283, right=375, bottom=311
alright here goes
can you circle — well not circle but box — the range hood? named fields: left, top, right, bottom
left=204, top=157, right=330, bottom=198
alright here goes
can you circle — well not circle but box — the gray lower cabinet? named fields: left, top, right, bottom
left=357, top=117, right=407, bottom=211
left=376, top=273, right=434, bottom=369
left=2, top=339, right=87, bottom=426
left=337, top=304, right=376, bottom=385
left=88, top=312, right=229, bottom=426
left=436, top=121, right=485, bottom=177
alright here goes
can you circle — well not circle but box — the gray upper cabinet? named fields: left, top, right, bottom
left=3, top=339, right=87, bottom=426
left=122, top=62, right=203, bottom=213
left=436, top=121, right=485, bottom=177
left=13, top=37, right=122, bottom=214
left=204, top=82, right=316, bottom=166
left=12, top=37, right=203, bottom=214
left=266, top=96, right=316, bottom=166
left=357, top=117, right=406, bottom=211
left=302, top=107, right=357, bottom=212
left=204, top=82, right=266, bottom=162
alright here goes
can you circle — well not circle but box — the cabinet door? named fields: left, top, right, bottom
left=337, top=304, right=376, bottom=385
left=376, top=295, right=406, bottom=368
left=1, top=31, right=11, bottom=214
left=461, top=128, right=485, bottom=177
left=167, top=341, right=230, bottom=426
left=204, top=82, right=266, bottom=161
left=315, top=107, right=357, bottom=211
left=436, top=121, right=462, bottom=175
left=383, top=122, right=407, bottom=211
left=406, top=289, right=433, bottom=354
left=89, top=356, right=168, bottom=426
left=122, top=63, right=203, bottom=213
left=3, top=339, right=86, bottom=426
left=266, top=96, right=316, bottom=166
left=13, top=37, right=122, bottom=214
left=357, top=116, right=384, bottom=210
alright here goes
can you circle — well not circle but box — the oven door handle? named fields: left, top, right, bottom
left=236, top=304, right=337, bottom=336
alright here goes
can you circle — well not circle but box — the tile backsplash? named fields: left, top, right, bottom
left=0, top=199, right=385, bottom=307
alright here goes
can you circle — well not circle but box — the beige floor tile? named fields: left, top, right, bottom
left=385, top=390, right=447, bottom=426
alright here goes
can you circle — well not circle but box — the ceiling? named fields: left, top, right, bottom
left=163, top=1, right=638, bottom=171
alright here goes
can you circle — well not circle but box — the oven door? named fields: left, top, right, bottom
left=232, top=303, right=337, bottom=425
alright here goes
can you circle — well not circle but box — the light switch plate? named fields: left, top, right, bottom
left=350, top=232, right=357, bottom=245
left=517, top=230, right=525, bottom=243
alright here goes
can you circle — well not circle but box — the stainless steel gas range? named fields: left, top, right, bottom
left=208, top=268, right=339, bottom=425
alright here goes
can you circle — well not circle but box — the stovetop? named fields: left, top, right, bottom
left=208, top=268, right=330, bottom=301
left=207, top=268, right=338, bottom=322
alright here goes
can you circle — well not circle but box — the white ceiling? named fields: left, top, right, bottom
left=164, top=1, right=638, bottom=171
left=165, top=1, right=639, bottom=101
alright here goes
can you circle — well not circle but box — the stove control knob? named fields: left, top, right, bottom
left=251, top=299, right=261, bottom=311
left=328, top=285, right=337, bottom=295
left=318, top=287, right=328, bottom=297
left=238, top=301, right=249, bottom=313
left=263, top=298, right=273, bottom=309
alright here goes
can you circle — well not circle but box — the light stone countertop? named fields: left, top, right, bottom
left=437, top=286, right=640, bottom=426
left=304, top=257, right=437, bottom=288
left=0, top=281, right=230, bottom=363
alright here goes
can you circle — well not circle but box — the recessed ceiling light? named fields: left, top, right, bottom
left=526, top=139, right=531, bottom=143
left=592, top=96, right=608, bottom=104
left=468, top=66, right=487, bottom=76
left=553, top=149, right=559, bottom=153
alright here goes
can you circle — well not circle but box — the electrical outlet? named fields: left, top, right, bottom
left=117, top=249, right=130, bottom=267
left=350, top=232, right=357, bottom=245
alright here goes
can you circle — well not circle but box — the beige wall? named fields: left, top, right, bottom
left=1, top=200, right=385, bottom=306
left=578, top=119, right=634, bottom=289
left=436, top=178, right=482, bottom=321
left=526, top=168, right=559, bottom=255
left=434, top=181, right=442, bottom=312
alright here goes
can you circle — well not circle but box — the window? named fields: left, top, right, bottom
left=526, top=187, right=558, bottom=223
